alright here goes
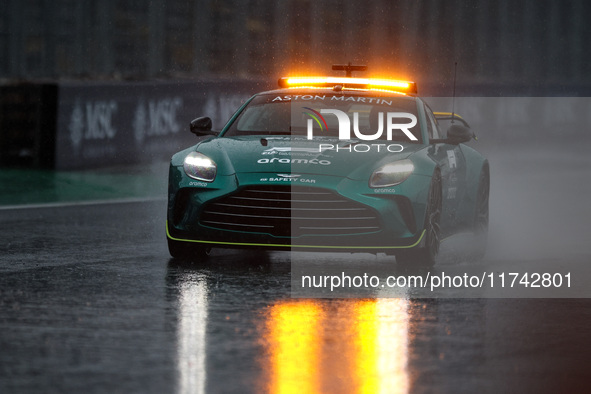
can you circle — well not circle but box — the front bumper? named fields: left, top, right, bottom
left=166, top=220, right=425, bottom=253
left=167, top=167, right=432, bottom=253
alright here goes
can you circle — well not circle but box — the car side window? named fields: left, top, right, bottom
left=424, top=104, right=441, bottom=139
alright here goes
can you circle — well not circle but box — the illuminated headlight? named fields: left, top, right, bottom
left=370, top=159, right=414, bottom=188
left=183, top=152, right=217, bottom=182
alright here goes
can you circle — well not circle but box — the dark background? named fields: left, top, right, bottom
left=1, top=2, right=591, bottom=393
left=1, top=0, right=590, bottom=92
left=2, top=0, right=591, bottom=170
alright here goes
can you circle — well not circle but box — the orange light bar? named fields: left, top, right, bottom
left=278, top=77, right=417, bottom=94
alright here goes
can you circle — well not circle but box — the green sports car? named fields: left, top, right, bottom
left=166, top=71, right=489, bottom=266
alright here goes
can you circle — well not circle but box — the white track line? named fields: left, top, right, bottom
left=0, top=196, right=166, bottom=211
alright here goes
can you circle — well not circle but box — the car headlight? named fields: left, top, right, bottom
left=370, top=159, right=414, bottom=188
left=183, top=152, right=217, bottom=182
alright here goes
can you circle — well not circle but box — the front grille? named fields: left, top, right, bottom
left=199, top=185, right=381, bottom=237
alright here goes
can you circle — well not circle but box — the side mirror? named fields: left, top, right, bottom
left=445, top=124, right=472, bottom=144
left=190, top=117, right=217, bottom=136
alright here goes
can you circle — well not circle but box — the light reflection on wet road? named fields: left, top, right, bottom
left=261, top=298, right=410, bottom=393
left=0, top=205, right=589, bottom=393
left=1, top=144, right=590, bottom=393
left=165, top=251, right=589, bottom=393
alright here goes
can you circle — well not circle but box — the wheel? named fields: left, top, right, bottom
left=167, top=237, right=211, bottom=261
left=471, top=165, right=489, bottom=260
left=396, top=170, right=442, bottom=267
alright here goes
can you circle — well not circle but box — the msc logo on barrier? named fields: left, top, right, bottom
left=69, top=99, right=118, bottom=151
left=133, top=97, right=184, bottom=144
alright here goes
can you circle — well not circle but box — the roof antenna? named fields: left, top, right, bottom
left=332, top=62, right=367, bottom=77
left=451, top=62, right=457, bottom=124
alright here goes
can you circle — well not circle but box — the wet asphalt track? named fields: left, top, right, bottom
left=1, top=143, right=590, bottom=393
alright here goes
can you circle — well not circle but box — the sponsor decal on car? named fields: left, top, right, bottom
left=262, top=147, right=321, bottom=155
left=259, top=175, right=316, bottom=183
left=257, top=158, right=331, bottom=165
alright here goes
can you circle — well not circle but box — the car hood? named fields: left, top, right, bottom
left=191, top=136, right=423, bottom=180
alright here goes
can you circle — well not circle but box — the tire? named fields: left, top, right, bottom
left=396, top=170, right=442, bottom=267
left=471, top=166, right=489, bottom=260
left=167, top=237, right=211, bottom=261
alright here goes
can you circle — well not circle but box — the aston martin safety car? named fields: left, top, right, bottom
left=166, top=65, right=489, bottom=266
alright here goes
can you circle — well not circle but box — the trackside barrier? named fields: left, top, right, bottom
left=0, top=83, right=57, bottom=167
left=424, top=96, right=591, bottom=146
left=1, top=81, right=590, bottom=169
left=1, top=80, right=270, bottom=170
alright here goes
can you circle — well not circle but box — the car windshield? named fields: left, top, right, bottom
left=223, top=93, right=422, bottom=143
